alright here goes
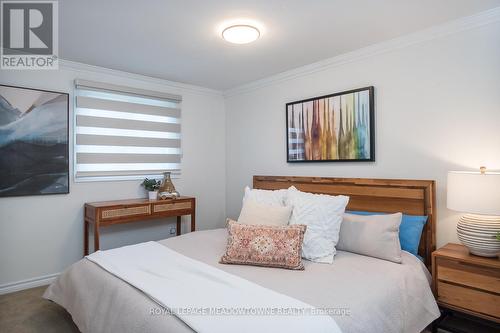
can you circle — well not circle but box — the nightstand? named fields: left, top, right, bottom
left=432, top=243, right=500, bottom=331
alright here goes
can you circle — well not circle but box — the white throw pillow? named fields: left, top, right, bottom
left=242, top=186, right=287, bottom=207
left=286, top=186, right=349, bottom=263
left=238, top=200, right=292, bottom=226
left=337, top=213, right=403, bottom=263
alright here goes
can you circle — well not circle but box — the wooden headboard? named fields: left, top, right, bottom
left=253, top=175, right=436, bottom=268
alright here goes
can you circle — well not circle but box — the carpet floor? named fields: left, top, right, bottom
left=0, top=286, right=79, bottom=333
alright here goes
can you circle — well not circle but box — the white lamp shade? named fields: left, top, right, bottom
left=447, top=171, right=500, bottom=215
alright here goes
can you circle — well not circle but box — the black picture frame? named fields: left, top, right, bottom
left=286, top=86, right=375, bottom=163
left=0, top=84, right=70, bottom=197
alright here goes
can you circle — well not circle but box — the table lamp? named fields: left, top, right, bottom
left=447, top=167, right=500, bottom=257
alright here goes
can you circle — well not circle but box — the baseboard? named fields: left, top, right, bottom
left=0, top=273, right=60, bottom=295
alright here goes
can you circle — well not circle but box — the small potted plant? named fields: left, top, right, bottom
left=142, top=178, right=161, bottom=200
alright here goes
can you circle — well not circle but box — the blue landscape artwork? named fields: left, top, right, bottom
left=0, top=85, right=69, bottom=197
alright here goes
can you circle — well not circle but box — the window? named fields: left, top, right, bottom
left=74, top=80, right=182, bottom=181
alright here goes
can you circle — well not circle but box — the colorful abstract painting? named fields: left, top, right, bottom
left=0, top=85, right=69, bottom=197
left=286, top=87, right=374, bottom=162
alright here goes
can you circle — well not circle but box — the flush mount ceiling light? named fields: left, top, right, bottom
left=222, top=24, right=260, bottom=44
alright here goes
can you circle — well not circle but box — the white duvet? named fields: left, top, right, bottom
left=86, top=241, right=341, bottom=333
left=45, top=229, right=440, bottom=333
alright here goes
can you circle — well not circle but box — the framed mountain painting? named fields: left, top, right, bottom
left=286, top=86, right=374, bottom=162
left=0, top=84, right=69, bottom=197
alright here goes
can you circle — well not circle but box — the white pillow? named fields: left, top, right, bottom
left=286, top=186, right=349, bottom=263
left=238, top=200, right=292, bottom=226
left=337, top=213, right=403, bottom=263
left=242, top=186, right=287, bottom=207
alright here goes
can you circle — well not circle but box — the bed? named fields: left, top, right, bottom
left=44, top=176, right=440, bottom=333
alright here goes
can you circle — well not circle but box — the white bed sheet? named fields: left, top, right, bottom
left=44, top=228, right=440, bottom=333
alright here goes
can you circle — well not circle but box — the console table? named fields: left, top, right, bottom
left=84, top=196, right=195, bottom=256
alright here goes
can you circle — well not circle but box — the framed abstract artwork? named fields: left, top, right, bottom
left=286, top=86, right=374, bottom=162
left=0, top=84, right=69, bottom=197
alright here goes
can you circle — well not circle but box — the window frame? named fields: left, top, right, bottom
left=72, top=81, right=182, bottom=183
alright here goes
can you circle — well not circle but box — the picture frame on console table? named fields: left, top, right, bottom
left=286, top=86, right=374, bottom=162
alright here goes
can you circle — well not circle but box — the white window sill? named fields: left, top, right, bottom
left=74, top=173, right=181, bottom=183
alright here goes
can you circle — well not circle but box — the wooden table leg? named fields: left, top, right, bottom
left=176, top=216, right=181, bottom=236
left=191, top=212, right=195, bottom=232
left=191, top=198, right=196, bottom=232
left=94, top=222, right=100, bottom=252
left=84, top=220, right=89, bottom=256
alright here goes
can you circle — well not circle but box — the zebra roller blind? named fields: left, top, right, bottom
left=74, top=80, right=182, bottom=180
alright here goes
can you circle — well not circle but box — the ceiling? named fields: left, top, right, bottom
left=60, top=0, right=500, bottom=90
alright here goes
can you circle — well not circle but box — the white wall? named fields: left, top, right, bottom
left=225, top=21, right=500, bottom=249
left=0, top=62, right=226, bottom=290
left=1, top=13, right=499, bottom=293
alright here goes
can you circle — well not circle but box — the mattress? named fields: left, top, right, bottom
left=44, top=228, right=440, bottom=333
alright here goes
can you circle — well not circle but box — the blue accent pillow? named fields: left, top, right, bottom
left=346, top=211, right=427, bottom=257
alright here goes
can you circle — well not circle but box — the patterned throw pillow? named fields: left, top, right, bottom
left=220, top=219, right=307, bottom=270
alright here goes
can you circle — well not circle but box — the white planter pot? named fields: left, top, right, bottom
left=148, top=191, right=158, bottom=200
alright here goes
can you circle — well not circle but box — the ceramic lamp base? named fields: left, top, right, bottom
left=457, top=214, right=500, bottom=257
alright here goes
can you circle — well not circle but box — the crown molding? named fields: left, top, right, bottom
left=59, top=60, right=224, bottom=97
left=224, top=6, right=500, bottom=97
